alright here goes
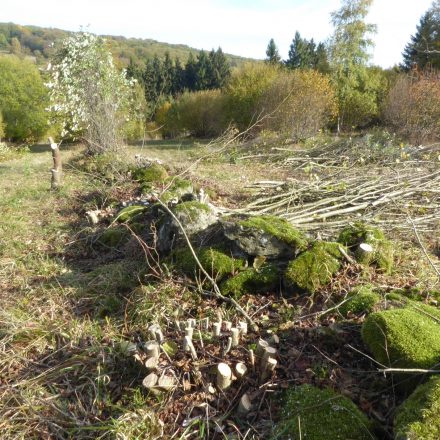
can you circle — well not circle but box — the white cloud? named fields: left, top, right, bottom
left=1, top=0, right=435, bottom=67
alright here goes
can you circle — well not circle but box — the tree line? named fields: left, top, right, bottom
left=126, top=48, right=231, bottom=117
left=0, top=0, right=438, bottom=144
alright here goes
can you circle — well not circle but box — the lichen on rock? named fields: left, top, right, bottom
left=273, top=384, right=374, bottom=440
left=222, top=215, right=308, bottom=259
left=338, top=222, right=393, bottom=273
left=394, top=377, right=440, bottom=440
left=220, top=263, right=280, bottom=299
left=284, top=241, right=345, bottom=294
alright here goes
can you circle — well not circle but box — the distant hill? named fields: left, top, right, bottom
left=0, top=22, right=253, bottom=68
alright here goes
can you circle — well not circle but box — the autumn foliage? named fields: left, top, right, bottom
left=384, top=69, right=440, bottom=143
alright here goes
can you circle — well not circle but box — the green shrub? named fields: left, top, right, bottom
left=394, top=377, right=440, bottom=440
left=0, top=56, right=48, bottom=141
left=284, top=241, right=344, bottom=293
left=223, top=62, right=278, bottom=131
left=272, top=384, right=374, bottom=440
left=220, top=264, right=280, bottom=299
left=164, top=89, right=226, bottom=138
left=362, top=306, right=440, bottom=373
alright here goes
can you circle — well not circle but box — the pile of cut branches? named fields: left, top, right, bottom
left=237, top=160, right=440, bottom=236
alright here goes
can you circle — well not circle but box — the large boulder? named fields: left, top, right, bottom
left=284, top=241, right=345, bottom=294
left=394, top=377, right=440, bottom=440
left=362, top=304, right=440, bottom=377
left=222, top=215, right=308, bottom=259
left=158, top=201, right=219, bottom=252
left=273, top=384, right=374, bottom=440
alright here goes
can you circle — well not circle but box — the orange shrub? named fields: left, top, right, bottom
left=384, top=70, right=440, bottom=143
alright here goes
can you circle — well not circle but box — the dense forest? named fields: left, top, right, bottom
left=0, top=22, right=250, bottom=67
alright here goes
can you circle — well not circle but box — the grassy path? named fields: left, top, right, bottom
left=0, top=149, right=155, bottom=439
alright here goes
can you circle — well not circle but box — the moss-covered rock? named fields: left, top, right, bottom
left=394, top=377, right=440, bottom=440
left=339, top=286, right=381, bottom=317
left=161, top=177, right=194, bottom=203
left=284, top=241, right=345, bottom=294
left=157, top=201, right=218, bottom=253
left=273, top=384, right=374, bottom=440
left=362, top=306, right=440, bottom=373
left=115, top=205, right=148, bottom=223
left=223, top=215, right=308, bottom=258
left=98, top=227, right=129, bottom=248
left=172, top=246, right=246, bottom=281
left=165, top=176, right=193, bottom=195
left=220, top=264, right=280, bottom=299
left=132, top=163, right=169, bottom=192
left=338, top=222, right=393, bottom=273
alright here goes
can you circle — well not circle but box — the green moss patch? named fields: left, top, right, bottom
left=395, top=377, right=440, bottom=440
left=338, top=222, right=393, bottom=273
left=284, top=241, right=345, bottom=294
left=115, top=205, right=148, bottom=223
left=165, top=176, right=193, bottom=193
left=362, top=306, right=440, bottom=373
left=239, top=215, right=308, bottom=251
left=273, top=384, right=374, bottom=440
left=220, top=264, right=280, bottom=299
left=172, top=246, right=246, bottom=281
left=173, top=200, right=211, bottom=217
left=161, top=177, right=194, bottom=203
left=132, top=163, right=168, bottom=192
left=98, top=227, right=129, bottom=248
left=339, top=286, right=381, bottom=317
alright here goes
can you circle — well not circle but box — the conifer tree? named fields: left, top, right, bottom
left=265, top=38, right=281, bottom=64
left=162, top=51, right=173, bottom=96
left=172, top=57, right=185, bottom=95
left=402, top=0, right=440, bottom=70
left=286, top=32, right=314, bottom=69
left=184, top=52, right=198, bottom=91
left=209, top=47, right=230, bottom=88
left=195, top=50, right=211, bottom=90
left=313, top=42, right=331, bottom=73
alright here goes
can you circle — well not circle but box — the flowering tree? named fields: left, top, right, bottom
left=47, top=32, right=135, bottom=154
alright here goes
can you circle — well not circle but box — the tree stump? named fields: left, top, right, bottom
left=48, top=137, right=62, bottom=190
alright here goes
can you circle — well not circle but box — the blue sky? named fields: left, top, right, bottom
left=1, top=0, right=434, bottom=67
